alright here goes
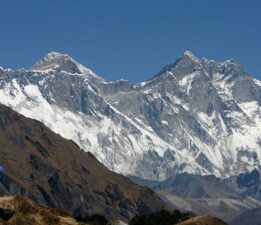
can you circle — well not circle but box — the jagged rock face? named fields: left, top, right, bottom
left=0, top=104, right=165, bottom=221
left=103, top=52, right=261, bottom=179
left=1, top=51, right=261, bottom=180
left=225, top=168, right=261, bottom=200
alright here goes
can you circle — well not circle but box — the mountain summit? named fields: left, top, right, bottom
left=31, top=52, right=81, bottom=72
left=180, top=50, right=201, bottom=63
left=31, top=51, right=103, bottom=81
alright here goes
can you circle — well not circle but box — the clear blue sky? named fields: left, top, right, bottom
left=0, top=0, right=260, bottom=83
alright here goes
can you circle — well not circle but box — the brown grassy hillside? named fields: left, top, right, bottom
left=177, top=216, right=227, bottom=225
left=0, top=104, right=164, bottom=221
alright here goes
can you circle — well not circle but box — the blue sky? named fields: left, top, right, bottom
left=0, top=0, right=260, bottom=83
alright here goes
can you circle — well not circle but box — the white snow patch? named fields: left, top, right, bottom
left=162, top=120, right=168, bottom=125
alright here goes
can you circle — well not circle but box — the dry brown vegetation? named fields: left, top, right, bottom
left=177, top=216, right=228, bottom=225
left=0, top=196, right=79, bottom=225
left=0, top=196, right=228, bottom=225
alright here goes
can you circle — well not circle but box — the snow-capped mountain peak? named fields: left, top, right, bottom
left=182, top=50, right=200, bottom=61
left=152, top=51, right=203, bottom=82
left=178, top=50, right=201, bottom=63
left=31, top=51, right=104, bottom=81
left=31, top=51, right=75, bottom=71
left=220, top=59, right=245, bottom=74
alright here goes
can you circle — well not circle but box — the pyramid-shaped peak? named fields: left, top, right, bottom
left=35, top=51, right=76, bottom=65
left=31, top=52, right=104, bottom=81
left=163, top=51, right=201, bottom=70
left=31, top=51, right=78, bottom=71
left=180, top=50, right=200, bottom=62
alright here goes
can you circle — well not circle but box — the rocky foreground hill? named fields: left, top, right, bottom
left=0, top=104, right=164, bottom=221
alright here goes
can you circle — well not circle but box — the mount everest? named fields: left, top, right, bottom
left=0, top=51, right=261, bottom=181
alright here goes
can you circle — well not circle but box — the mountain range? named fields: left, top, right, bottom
left=1, top=51, right=261, bottom=181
